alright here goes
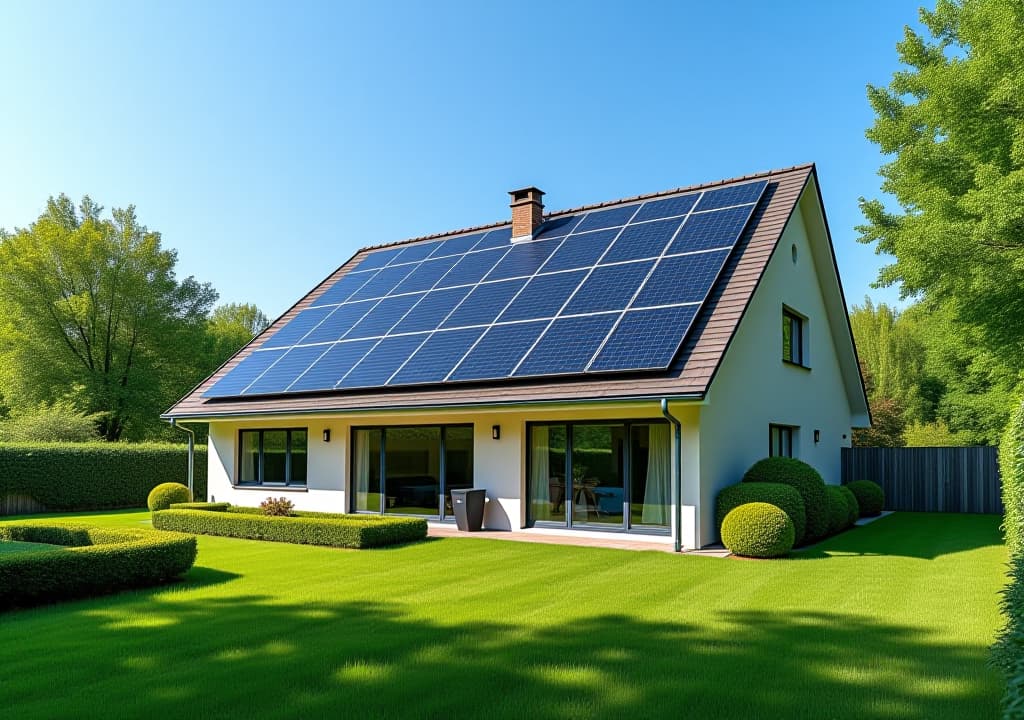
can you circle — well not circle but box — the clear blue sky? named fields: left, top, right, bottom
left=0, top=1, right=922, bottom=320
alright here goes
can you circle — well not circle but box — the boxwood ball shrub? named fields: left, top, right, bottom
left=0, top=523, right=197, bottom=610
left=837, top=485, right=860, bottom=527
left=147, top=482, right=192, bottom=511
left=742, top=457, right=829, bottom=542
left=715, top=482, right=806, bottom=545
left=720, top=502, right=795, bottom=559
left=824, top=485, right=851, bottom=535
left=847, top=480, right=884, bottom=517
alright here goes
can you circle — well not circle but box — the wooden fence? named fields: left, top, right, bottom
left=841, top=446, right=1002, bottom=515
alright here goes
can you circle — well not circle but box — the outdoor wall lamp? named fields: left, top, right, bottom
left=323, top=428, right=331, bottom=443
left=814, top=429, right=820, bottom=444
left=491, top=425, right=500, bottom=440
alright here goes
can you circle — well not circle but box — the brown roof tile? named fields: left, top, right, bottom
left=164, top=164, right=815, bottom=419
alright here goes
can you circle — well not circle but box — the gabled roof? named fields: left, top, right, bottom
left=166, top=163, right=860, bottom=419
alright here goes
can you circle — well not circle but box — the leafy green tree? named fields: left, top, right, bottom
left=0, top=400, right=101, bottom=443
left=0, top=195, right=217, bottom=440
left=859, top=0, right=1024, bottom=375
left=904, top=419, right=969, bottom=447
left=205, top=303, right=271, bottom=364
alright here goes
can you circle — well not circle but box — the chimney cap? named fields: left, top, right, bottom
left=508, top=186, right=545, bottom=205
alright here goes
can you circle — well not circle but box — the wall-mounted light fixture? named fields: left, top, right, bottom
left=491, top=425, right=500, bottom=440
left=814, top=429, right=820, bottom=444
left=323, top=428, right=331, bottom=443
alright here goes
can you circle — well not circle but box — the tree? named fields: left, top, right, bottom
left=0, top=195, right=217, bottom=440
left=0, top=400, right=101, bottom=443
left=859, top=0, right=1024, bottom=375
left=205, top=303, right=271, bottom=364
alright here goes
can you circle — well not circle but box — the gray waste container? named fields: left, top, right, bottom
left=450, top=488, right=486, bottom=531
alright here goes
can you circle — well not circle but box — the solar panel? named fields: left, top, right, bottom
left=589, top=305, right=699, bottom=372
left=497, top=270, right=587, bottom=323
left=448, top=321, right=548, bottom=381
left=390, top=327, right=484, bottom=385
left=340, top=334, right=429, bottom=388
left=513, top=314, right=619, bottom=377
left=288, top=339, right=377, bottom=392
left=203, top=179, right=767, bottom=397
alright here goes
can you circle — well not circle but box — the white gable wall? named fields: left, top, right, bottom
left=696, top=189, right=856, bottom=546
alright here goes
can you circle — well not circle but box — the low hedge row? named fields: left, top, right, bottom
left=0, top=442, right=207, bottom=512
left=152, top=508, right=427, bottom=549
left=0, top=524, right=197, bottom=610
left=170, top=502, right=231, bottom=512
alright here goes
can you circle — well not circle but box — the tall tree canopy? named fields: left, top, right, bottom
left=206, top=303, right=271, bottom=362
left=0, top=195, right=218, bottom=440
left=859, top=0, right=1024, bottom=374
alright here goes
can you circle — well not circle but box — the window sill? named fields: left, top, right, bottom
left=782, top=359, right=811, bottom=371
left=232, top=484, right=309, bottom=492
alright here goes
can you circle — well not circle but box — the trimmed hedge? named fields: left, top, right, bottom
left=837, top=485, right=860, bottom=527
left=846, top=480, right=884, bottom=517
left=742, top=457, right=829, bottom=542
left=995, top=395, right=1024, bottom=718
left=0, top=442, right=208, bottom=512
left=720, top=502, right=794, bottom=558
left=170, top=502, right=231, bottom=512
left=824, top=485, right=851, bottom=535
left=148, top=483, right=191, bottom=511
left=152, top=508, right=427, bottom=549
left=715, top=482, right=806, bottom=545
left=0, top=523, right=197, bottom=609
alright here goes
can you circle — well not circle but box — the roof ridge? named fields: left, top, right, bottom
left=356, top=163, right=815, bottom=253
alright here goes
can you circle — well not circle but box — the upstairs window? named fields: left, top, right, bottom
left=769, top=425, right=795, bottom=458
left=782, top=308, right=805, bottom=366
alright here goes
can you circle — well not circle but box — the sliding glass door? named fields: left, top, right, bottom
left=528, top=421, right=670, bottom=533
left=352, top=425, right=473, bottom=519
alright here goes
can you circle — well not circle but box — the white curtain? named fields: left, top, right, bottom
left=642, top=424, right=671, bottom=525
left=530, top=426, right=551, bottom=520
left=354, top=429, right=372, bottom=511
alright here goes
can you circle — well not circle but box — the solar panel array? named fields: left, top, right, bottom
left=205, top=180, right=768, bottom=397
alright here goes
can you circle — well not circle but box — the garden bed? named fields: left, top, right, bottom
left=0, top=523, right=197, bottom=610
left=152, top=506, right=427, bottom=548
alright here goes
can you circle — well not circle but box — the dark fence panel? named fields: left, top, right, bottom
left=841, top=446, right=1002, bottom=515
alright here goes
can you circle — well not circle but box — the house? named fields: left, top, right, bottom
left=164, top=163, right=869, bottom=550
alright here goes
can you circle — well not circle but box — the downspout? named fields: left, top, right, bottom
left=660, top=398, right=683, bottom=553
left=169, top=419, right=195, bottom=497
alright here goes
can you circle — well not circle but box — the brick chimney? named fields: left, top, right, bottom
left=509, top=187, right=545, bottom=241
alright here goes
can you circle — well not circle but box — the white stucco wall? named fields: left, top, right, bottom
left=696, top=189, right=858, bottom=545
left=203, top=401, right=702, bottom=546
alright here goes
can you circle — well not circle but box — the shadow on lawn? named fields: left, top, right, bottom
left=793, top=511, right=1003, bottom=561
left=4, top=592, right=999, bottom=719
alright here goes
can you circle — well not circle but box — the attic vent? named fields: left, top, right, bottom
left=509, top=186, right=545, bottom=241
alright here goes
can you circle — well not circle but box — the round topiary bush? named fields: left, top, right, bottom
left=147, top=482, right=192, bottom=512
left=742, top=457, right=829, bottom=542
left=824, top=485, right=851, bottom=535
left=721, top=502, right=795, bottom=558
left=847, top=480, right=884, bottom=517
left=715, top=482, right=807, bottom=544
left=837, top=485, right=859, bottom=527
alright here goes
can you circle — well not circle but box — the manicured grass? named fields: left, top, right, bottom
left=0, top=540, right=62, bottom=556
left=0, top=510, right=1006, bottom=719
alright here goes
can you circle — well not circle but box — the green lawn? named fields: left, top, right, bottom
left=0, top=540, right=61, bottom=556
left=0, top=510, right=1007, bottom=719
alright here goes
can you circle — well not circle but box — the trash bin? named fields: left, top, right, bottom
left=450, top=488, right=486, bottom=532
